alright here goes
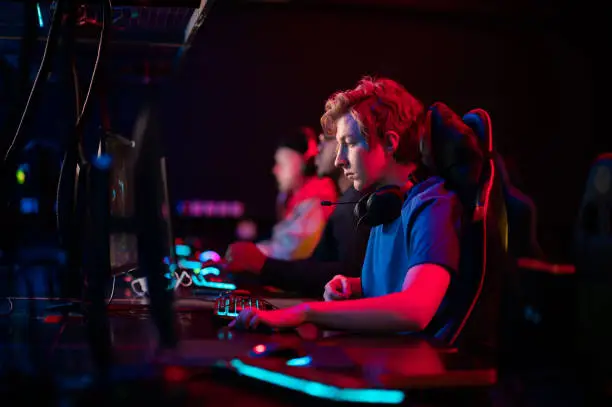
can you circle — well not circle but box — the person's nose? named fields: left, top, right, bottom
left=335, top=144, right=348, bottom=169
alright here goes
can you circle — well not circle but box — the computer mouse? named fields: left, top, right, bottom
left=249, top=343, right=308, bottom=359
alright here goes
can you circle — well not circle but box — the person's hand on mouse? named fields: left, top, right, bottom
left=228, top=305, right=307, bottom=330
left=224, top=241, right=267, bottom=273
left=323, top=274, right=353, bottom=301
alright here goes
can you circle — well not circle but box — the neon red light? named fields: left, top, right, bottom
left=253, top=344, right=266, bottom=354
left=164, top=366, right=188, bottom=382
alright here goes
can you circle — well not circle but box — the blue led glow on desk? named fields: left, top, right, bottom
left=175, top=244, right=191, bottom=257
left=286, top=356, right=312, bottom=367
left=197, top=267, right=220, bottom=276
left=192, top=274, right=236, bottom=291
left=178, top=259, right=202, bottom=270
left=230, top=359, right=404, bottom=404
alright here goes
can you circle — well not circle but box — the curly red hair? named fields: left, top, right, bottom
left=320, top=76, right=425, bottom=164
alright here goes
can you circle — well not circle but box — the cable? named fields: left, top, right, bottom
left=175, top=270, right=194, bottom=288
left=16, top=1, right=39, bottom=112
left=0, top=1, right=37, bottom=155
left=450, top=109, right=494, bottom=345
left=3, top=0, right=66, bottom=163
left=55, top=56, right=83, bottom=246
left=56, top=1, right=112, bottom=305
left=74, top=0, right=113, bottom=167
left=106, top=266, right=138, bottom=306
left=106, top=275, right=116, bottom=305
left=1, top=2, right=63, bottom=266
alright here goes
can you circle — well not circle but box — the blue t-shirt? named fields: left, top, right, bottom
left=361, top=176, right=462, bottom=298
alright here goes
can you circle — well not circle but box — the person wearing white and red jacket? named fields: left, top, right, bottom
left=232, top=127, right=337, bottom=262
left=224, top=131, right=370, bottom=297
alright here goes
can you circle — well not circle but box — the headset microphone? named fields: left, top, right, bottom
left=321, top=200, right=359, bottom=206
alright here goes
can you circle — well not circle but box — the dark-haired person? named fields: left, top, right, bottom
left=229, top=127, right=337, bottom=262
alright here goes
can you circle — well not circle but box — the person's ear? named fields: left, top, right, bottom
left=384, top=131, right=400, bottom=154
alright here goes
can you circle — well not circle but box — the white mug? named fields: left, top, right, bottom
left=131, top=277, right=148, bottom=297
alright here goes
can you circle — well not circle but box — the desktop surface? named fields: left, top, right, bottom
left=3, top=297, right=496, bottom=403
left=12, top=290, right=601, bottom=407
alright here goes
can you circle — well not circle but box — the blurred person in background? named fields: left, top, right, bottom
left=226, top=126, right=337, bottom=262
left=224, top=128, right=371, bottom=296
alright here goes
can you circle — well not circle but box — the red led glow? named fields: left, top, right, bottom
left=253, top=344, right=266, bottom=354
left=164, top=366, right=188, bottom=382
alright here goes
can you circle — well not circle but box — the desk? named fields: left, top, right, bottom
left=1, top=299, right=496, bottom=406
left=105, top=294, right=309, bottom=312
left=104, top=270, right=311, bottom=310
left=159, top=311, right=496, bottom=397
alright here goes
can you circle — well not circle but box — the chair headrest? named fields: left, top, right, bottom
left=462, top=109, right=493, bottom=155
left=422, top=102, right=484, bottom=204
left=464, top=110, right=530, bottom=200
left=463, top=108, right=511, bottom=188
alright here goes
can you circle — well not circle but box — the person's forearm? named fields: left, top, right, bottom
left=302, top=292, right=426, bottom=332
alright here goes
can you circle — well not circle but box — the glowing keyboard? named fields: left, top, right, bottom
left=214, top=292, right=279, bottom=319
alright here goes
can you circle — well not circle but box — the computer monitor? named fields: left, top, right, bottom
left=128, top=101, right=178, bottom=347
left=106, top=129, right=177, bottom=277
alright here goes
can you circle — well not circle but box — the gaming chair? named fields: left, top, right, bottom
left=464, top=109, right=591, bottom=372
left=461, top=109, right=567, bottom=367
left=574, top=153, right=612, bottom=369
left=421, top=103, right=507, bottom=352
left=465, top=112, right=579, bottom=283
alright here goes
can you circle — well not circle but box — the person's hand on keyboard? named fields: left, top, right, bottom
left=229, top=305, right=307, bottom=330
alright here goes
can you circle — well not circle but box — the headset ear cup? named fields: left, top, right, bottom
left=366, top=186, right=404, bottom=227
left=354, top=194, right=370, bottom=222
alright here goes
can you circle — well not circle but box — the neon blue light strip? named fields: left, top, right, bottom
left=192, top=274, right=236, bottom=291
left=286, top=356, right=312, bottom=367
left=200, top=267, right=220, bottom=276
left=178, top=259, right=201, bottom=270
left=36, top=3, right=44, bottom=27
left=230, top=360, right=404, bottom=404
left=175, top=244, right=191, bottom=257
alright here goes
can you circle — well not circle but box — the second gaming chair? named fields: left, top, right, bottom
left=575, top=153, right=612, bottom=368
left=464, top=109, right=579, bottom=369
left=463, top=110, right=544, bottom=260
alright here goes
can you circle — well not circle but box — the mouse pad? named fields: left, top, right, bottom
left=158, top=339, right=256, bottom=366
left=307, top=345, right=358, bottom=370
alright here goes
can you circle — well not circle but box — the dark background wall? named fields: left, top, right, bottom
left=0, top=2, right=604, bottom=262
left=161, top=3, right=598, bottom=261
